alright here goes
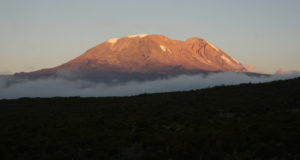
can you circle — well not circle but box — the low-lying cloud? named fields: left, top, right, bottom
left=0, top=72, right=300, bottom=99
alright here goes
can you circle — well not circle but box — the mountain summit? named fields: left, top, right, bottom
left=59, top=34, right=245, bottom=72
left=16, top=34, right=247, bottom=81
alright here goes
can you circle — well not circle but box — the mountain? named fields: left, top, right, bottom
left=15, top=34, right=248, bottom=81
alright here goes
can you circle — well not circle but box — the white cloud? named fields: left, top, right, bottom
left=0, top=72, right=299, bottom=99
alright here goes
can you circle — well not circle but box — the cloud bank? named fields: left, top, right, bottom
left=0, top=72, right=299, bottom=99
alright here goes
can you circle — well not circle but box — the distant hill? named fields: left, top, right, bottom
left=0, top=77, right=300, bottom=159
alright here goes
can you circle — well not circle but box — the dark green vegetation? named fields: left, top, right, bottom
left=1, top=78, right=300, bottom=160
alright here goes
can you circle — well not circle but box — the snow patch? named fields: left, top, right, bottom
left=206, top=59, right=212, bottom=64
left=207, top=41, right=220, bottom=52
left=107, top=38, right=119, bottom=44
left=231, top=57, right=240, bottom=64
left=127, top=34, right=149, bottom=38
left=160, top=45, right=167, bottom=52
left=160, top=45, right=171, bottom=53
left=221, top=56, right=232, bottom=64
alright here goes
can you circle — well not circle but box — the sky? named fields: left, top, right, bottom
left=0, top=0, right=300, bottom=74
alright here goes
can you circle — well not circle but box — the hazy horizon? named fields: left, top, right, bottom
left=1, top=0, right=300, bottom=74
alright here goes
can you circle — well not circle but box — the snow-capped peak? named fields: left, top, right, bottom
left=107, top=34, right=148, bottom=44
left=127, top=34, right=149, bottom=38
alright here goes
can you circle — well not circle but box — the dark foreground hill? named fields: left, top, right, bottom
left=1, top=77, right=300, bottom=160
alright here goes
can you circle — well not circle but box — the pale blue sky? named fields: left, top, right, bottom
left=0, top=0, right=299, bottom=74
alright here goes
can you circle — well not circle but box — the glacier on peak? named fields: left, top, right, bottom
left=127, top=34, right=149, bottom=38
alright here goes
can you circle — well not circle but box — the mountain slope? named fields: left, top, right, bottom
left=15, top=34, right=247, bottom=81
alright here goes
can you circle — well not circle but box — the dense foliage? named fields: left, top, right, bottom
left=1, top=77, right=300, bottom=160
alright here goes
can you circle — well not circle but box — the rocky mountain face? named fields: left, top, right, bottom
left=15, top=34, right=248, bottom=82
